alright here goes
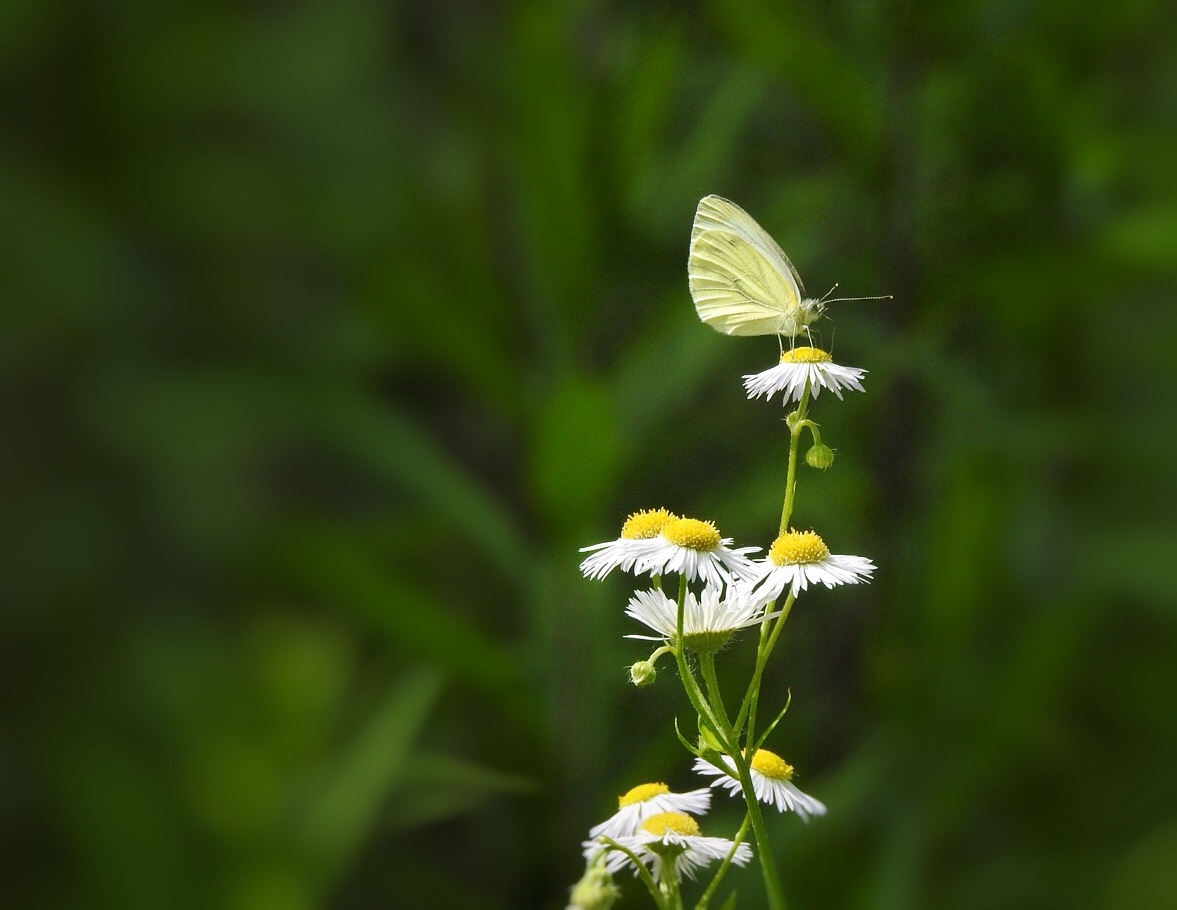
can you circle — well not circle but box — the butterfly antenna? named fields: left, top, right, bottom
left=825, top=293, right=893, bottom=303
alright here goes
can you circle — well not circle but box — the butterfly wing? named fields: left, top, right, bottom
left=688, top=195, right=807, bottom=337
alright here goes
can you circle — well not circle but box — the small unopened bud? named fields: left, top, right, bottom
left=629, top=660, right=657, bottom=687
left=805, top=443, right=835, bottom=470
left=568, top=862, right=620, bottom=910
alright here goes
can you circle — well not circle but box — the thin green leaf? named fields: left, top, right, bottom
left=673, top=716, right=706, bottom=758
left=311, top=390, right=530, bottom=585
left=281, top=529, right=526, bottom=700
left=400, top=751, right=537, bottom=794
left=385, top=753, right=535, bottom=832
left=298, top=666, right=444, bottom=878
left=754, top=690, right=793, bottom=750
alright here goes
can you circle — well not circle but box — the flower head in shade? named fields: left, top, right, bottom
left=624, top=586, right=777, bottom=653
left=608, top=811, right=752, bottom=883
left=744, top=346, right=866, bottom=405
left=583, top=783, right=712, bottom=858
left=579, top=509, right=678, bottom=580
left=694, top=750, right=826, bottom=821
left=632, top=516, right=759, bottom=587
left=749, top=529, right=874, bottom=604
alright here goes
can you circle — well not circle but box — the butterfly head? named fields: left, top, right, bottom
left=799, top=297, right=826, bottom=326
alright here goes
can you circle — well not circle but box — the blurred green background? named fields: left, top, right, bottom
left=3, top=1, right=1176, bottom=908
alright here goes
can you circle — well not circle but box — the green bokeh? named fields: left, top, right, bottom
left=2, top=2, right=1176, bottom=909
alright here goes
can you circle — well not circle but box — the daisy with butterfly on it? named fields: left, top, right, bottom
left=690, top=194, right=881, bottom=411
left=743, top=345, right=867, bottom=405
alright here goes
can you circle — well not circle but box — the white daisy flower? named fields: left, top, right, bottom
left=694, top=749, right=826, bottom=821
left=583, top=783, right=712, bottom=859
left=624, top=586, right=777, bottom=653
left=607, top=811, right=752, bottom=883
left=749, top=529, right=875, bottom=604
left=744, top=346, right=866, bottom=405
left=632, top=516, right=760, bottom=587
left=579, top=508, right=677, bottom=581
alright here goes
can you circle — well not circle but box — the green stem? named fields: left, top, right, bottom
left=731, top=749, right=788, bottom=910
left=735, top=604, right=775, bottom=741
left=778, top=384, right=811, bottom=535
left=738, top=611, right=773, bottom=738
left=734, top=590, right=796, bottom=742
left=600, top=838, right=667, bottom=910
left=665, top=867, right=684, bottom=910
left=649, top=643, right=675, bottom=663
left=700, top=654, right=786, bottom=910
left=695, top=813, right=751, bottom=910
left=672, top=577, right=729, bottom=749
left=700, top=652, right=732, bottom=731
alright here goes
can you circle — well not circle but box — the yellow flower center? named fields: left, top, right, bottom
left=769, top=530, right=829, bottom=566
left=779, top=346, right=832, bottom=364
left=661, top=517, right=721, bottom=551
left=750, top=749, right=795, bottom=781
left=641, top=811, right=700, bottom=837
left=618, top=782, right=669, bottom=808
left=621, top=508, right=676, bottom=540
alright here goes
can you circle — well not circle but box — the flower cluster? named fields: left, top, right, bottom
left=578, top=756, right=826, bottom=890
left=565, top=196, right=882, bottom=910
left=570, top=505, right=868, bottom=904
left=579, top=516, right=873, bottom=645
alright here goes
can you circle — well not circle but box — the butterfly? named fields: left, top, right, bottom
left=688, top=194, right=887, bottom=339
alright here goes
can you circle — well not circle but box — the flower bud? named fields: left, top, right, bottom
left=629, top=660, right=657, bottom=687
left=805, top=442, right=835, bottom=470
left=567, top=862, right=620, bottom=910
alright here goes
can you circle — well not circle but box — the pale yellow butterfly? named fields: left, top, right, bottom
left=688, top=194, right=887, bottom=338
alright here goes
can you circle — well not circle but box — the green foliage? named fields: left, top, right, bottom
left=2, top=0, right=1176, bottom=909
